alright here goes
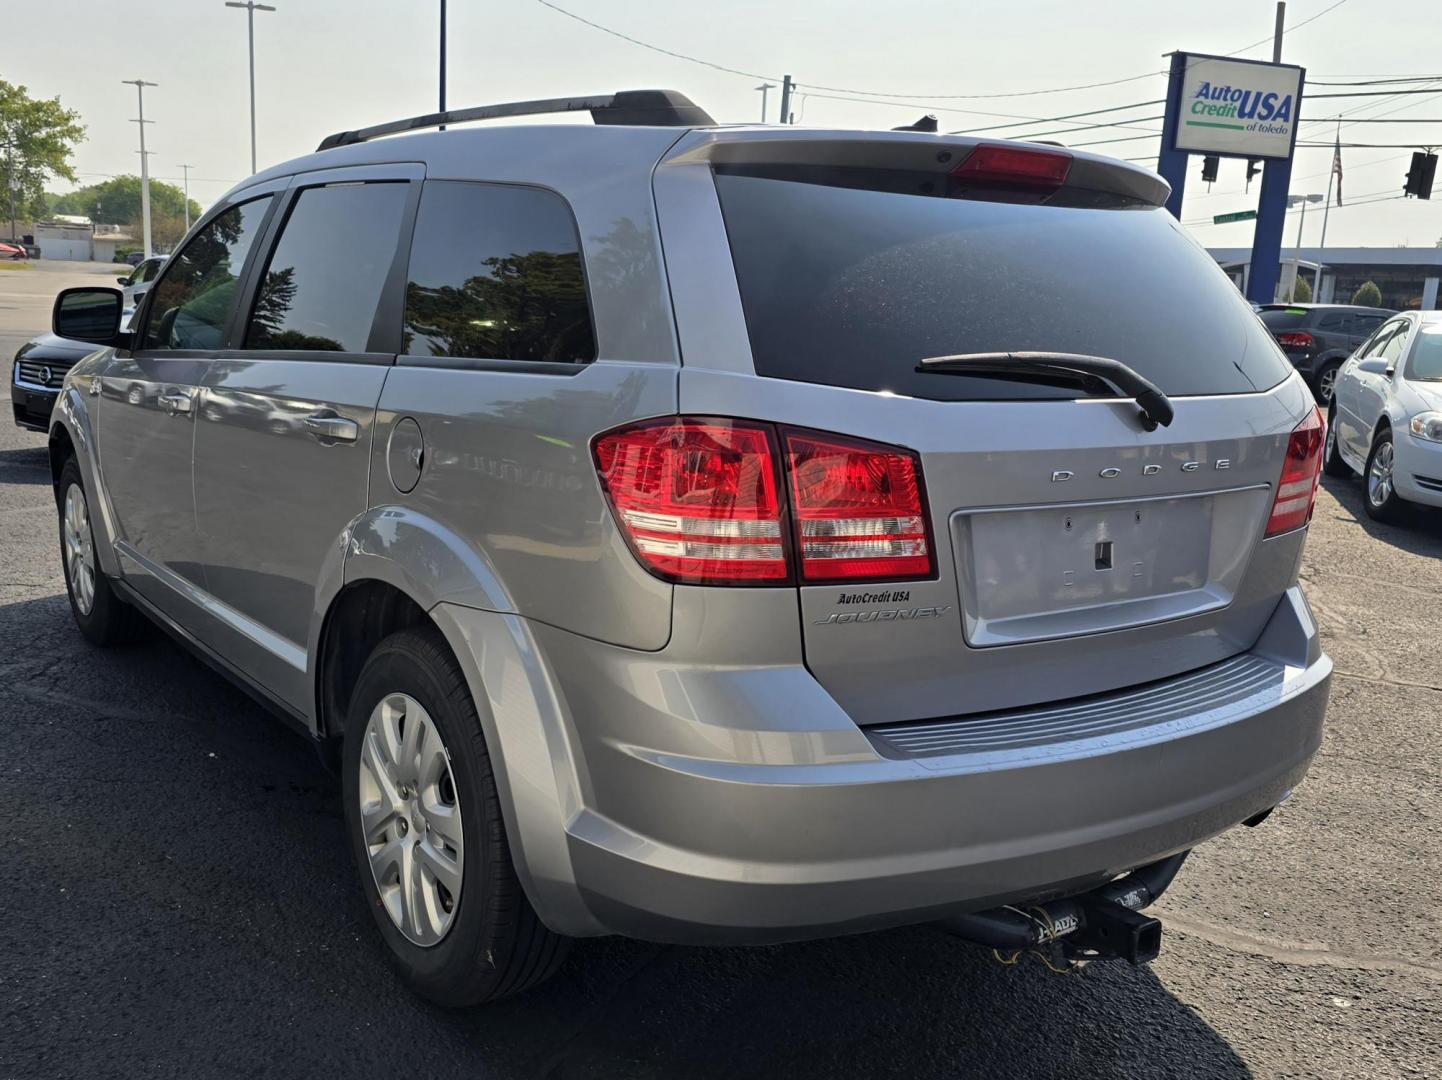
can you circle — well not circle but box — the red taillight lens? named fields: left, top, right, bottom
left=594, top=419, right=936, bottom=586
left=952, top=144, right=1072, bottom=189
left=593, top=418, right=789, bottom=584
left=782, top=430, right=934, bottom=582
left=1277, top=331, right=1315, bottom=349
left=1265, top=406, right=1325, bottom=538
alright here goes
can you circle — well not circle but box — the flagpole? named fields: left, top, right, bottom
left=1315, top=118, right=1340, bottom=297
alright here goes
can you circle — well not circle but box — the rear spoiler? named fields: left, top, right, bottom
left=663, top=129, right=1171, bottom=208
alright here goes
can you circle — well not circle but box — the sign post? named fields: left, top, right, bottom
left=1158, top=52, right=1305, bottom=305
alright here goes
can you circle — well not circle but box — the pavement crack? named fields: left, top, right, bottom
left=1333, top=669, right=1442, bottom=694
left=1162, top=912, right=1442, bottom=982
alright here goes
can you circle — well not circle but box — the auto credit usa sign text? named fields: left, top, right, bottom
left=1172, top=54, right=1304, bottom=160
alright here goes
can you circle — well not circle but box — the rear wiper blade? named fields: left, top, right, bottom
left=916, top=351, right=1174, bottom=432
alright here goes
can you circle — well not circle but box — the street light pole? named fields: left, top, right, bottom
left=122, top=79, right=157, bottom=259
left=177, top=163, right=194, bottom=231
left=224, top=1, right=276, bottom=174
left=439, top=0, right=447, bottom=124
left=754, top=82, right=776, bottom=123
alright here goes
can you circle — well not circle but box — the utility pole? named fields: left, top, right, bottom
left=439, top=0, right=447, bottom=123
left=123, top=79, right=157, bottom=259
left=1315, top=117, right=1340, bottom=298
left=177, top=163, right=194, bottom=231
left=754, top=82, right=776, bottom=123
left=778, top=75, right=794, bottom=125
left=3, top=133, right=17, bottom=245
left=224, top=1, right=276, bottom=174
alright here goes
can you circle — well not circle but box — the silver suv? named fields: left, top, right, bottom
left=47, top=90, right=1331, bottom=1006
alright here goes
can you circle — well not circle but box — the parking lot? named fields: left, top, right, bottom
left=2, top=267, right=1439, bottom=1079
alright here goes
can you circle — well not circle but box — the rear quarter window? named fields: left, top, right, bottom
left=715, top=172, right=1290, bottom=400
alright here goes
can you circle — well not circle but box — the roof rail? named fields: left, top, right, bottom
left=317, top=89, right=714, bottom=151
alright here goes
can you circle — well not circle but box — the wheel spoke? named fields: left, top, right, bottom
left=361, top=728, right=405, bottom=812
left=416, top=834, right=463, bottom=897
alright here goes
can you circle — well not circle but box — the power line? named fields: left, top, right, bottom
left=948, top=98, right=1165, bottom=135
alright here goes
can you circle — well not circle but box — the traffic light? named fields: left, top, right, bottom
left=1201, top=155, right=1219, bottom=184
left=1404, top=152, right=1438, bottom=199
left=1246, top=158, right=1262, bottom=190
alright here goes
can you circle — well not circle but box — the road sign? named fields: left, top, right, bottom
left=1213, top=209, right=1258, bottom=224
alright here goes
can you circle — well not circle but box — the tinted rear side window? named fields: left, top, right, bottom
left=402, top=181, right=595, bottom=364
left=714, top=172, right=1289, bottom=401
left=245, top=182, right=409, bottom=353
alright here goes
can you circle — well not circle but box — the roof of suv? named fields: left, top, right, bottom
left=226, top=89, right=1171, bottom=209
left=1258, top=303, right=1394, bottom=314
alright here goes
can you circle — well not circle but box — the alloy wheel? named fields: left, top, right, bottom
left=62, top=483, right=96, bottom=616
left=1318, top=366, right=1338, bottom=403
left=1367, top=439, right=1395, bottom=508
left=357, top=692, right=464, bottom=946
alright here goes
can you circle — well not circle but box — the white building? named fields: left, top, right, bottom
left=1209, top=246, right=1442, bottom=310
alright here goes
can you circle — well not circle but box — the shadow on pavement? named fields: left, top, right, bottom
left=0, top=444, right=52, bottom=486
left=1319, top=472, right=1442, bottom=556
left=0, top=591, right=1252, bottom=1079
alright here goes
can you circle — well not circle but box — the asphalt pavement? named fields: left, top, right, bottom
left=1, top=263, right=1439, bottom=1079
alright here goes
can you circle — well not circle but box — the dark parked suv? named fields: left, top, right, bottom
left=1258, top=303, right=1393, bottom=404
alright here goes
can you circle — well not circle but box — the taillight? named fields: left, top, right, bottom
left=952, top=144, right=1072, bottom=190
left=1265, top=406, right=1325, bottom=538
left=593, top=419, right=936, bottom=586
left=782, top=430, right=933, bottom=582
left=592, top=418, right=789, bottom=584
left=1276, top=331, right=1315, bottom=349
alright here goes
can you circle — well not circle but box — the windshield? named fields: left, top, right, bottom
left=1410, top=327, right=1442, bottom=381
left=715, top=171, right=1291, bottom=401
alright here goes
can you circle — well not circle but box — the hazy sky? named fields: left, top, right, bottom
left=8, top=0, right=1441, bottom=249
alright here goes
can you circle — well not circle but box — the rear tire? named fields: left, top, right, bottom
left=57, top=457, right=146, bottom=646
left=1363, top=427, right=1407, bottom=523
left=342, top=625, right=568, bottom=1006
left=1322, top=405, right=1351, bottom=478
left=1314, top=361, right=1342, bottom=405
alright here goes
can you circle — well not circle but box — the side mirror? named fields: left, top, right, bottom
left=53, top=287, right=125, bottom=347
left=116, top=275, right=131, bottom=285
left=1357, top=357, right=1391, bottom=376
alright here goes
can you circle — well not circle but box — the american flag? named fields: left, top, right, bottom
left=1332, top=135, right=1344, bottom=206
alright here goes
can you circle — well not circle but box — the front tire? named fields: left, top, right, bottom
left=1322, top=405, right=1351, bottom=478
left=57, top=458, right=145, bottom=646
left=342, top=625, right=568, bottom=1006
left=1363, top=427, right=1407, bottom=523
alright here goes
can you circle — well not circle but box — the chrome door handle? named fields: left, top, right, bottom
left=304, top=411, right=359, bottom=443
left=158, top=390, right=193, bottom=415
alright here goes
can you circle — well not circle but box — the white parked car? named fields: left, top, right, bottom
left=1325, top=311, right=1442, bottom=521
left=115, top=256, right=164, bottom=308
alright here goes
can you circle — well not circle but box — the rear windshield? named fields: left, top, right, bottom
left=1259, top=309, right=1311, bottom=330
left=714, top=172, right=1290, bottom=401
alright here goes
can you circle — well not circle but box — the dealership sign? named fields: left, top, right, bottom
left=1172, top=54, right=1304, bottom=160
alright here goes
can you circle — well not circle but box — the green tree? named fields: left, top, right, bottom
left=0, top=79, right=86, bottom=232
left=47, top=175, right=201, bottom=231
left=1351, top=281, right=1383, bottom=307
left=1288, top=274, right=1313, bottom=303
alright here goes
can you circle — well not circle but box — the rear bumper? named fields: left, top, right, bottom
left=437, top=586, right=1329, bottom=944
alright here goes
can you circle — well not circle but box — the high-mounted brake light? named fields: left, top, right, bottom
left=782, top=430, right=934, bottom=582
left=1265, top=406, right=1325, bottom=538
left=1276, top=331, right=1315, bottom=349
left=593, top=419, right=936, bottom=586
left=952, top=144, right=1073, bottom=189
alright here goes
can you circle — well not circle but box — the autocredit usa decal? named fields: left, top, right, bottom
left=1173, top=54, right=1304, bottom=161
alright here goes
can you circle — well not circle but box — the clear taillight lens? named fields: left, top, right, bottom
left=1265, top=406, right=1325, bottom=538
left=592, top=418, right=789, bottom=584
left=782, top=430, right=934, bottom=582
left=593, top=419, right=936, bottom=586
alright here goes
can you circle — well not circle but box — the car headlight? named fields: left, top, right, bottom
left=1409, top=412, right=1442, bottom=442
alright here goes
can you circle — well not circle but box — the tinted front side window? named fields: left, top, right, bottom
left=715, top=173, right=1288, bottom=400
left=403, top=181, right=595, bottom=364
left=140, top=197, right=271, bottom=351
left=245, top=182, right=409, bottom=353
